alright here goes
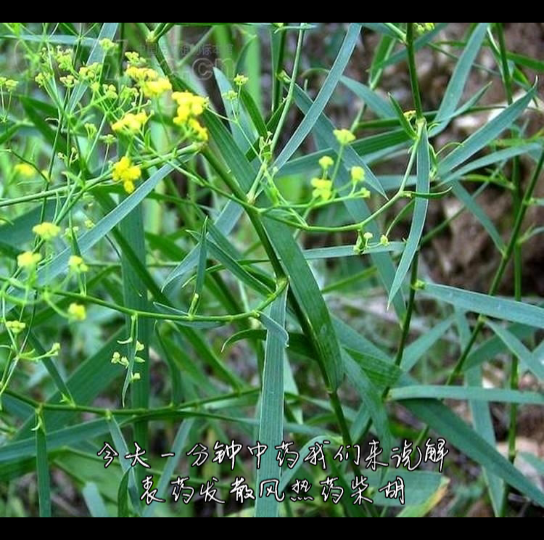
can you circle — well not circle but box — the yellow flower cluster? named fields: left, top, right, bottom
left=234, top=74, right=249, bottom=87
left=78, top=63, right=102, bottom=82
left=415, top=23, right=435, bottom=35
left=125, top=64, right=171, bottom=99
left=54, top=47, right=73, bottom=71
left=0, top=77, right=18, bottom=92
left=172, top=91, right=209, bottom=142
left=99, top=39, right=117, bottom=53
left=142, top=78, right=172, bottom=98
left=5, top=320, right=26, bottom=335
left=319, top=156, right=334, bottom=172
left=69, top=255, right=89, bottom=274
left=311, top=178, right=333, bottom=201
left=334, top=129, right=356, bottom=146
left=17, top=251, right=42, bottom=269
left=112, top=156, right=142, bottom=194
left=112, top=111, right=149, bottom=134
left=351, top=166, right=365, bottom=184
left=33, top=222, right=61, bottom=241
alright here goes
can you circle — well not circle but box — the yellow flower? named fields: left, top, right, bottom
left=17, top=251, right=42, bottom=269
left=170, top=91, right=209, bottom=142
left=380, top=235, right=389, bottom=246
left=68, top=255, right=89, bottom=273
left=35, top=72, right=51, bottom=88
left=172, top=92, right=208, bottom=119
left=33, top=222, right=61, bottom=241
left=60, top=75, right=76, bottom=88
left=142, top=77, right=172, bottom=98
left=5, top=79, right=18, bottom=92
left=319, top=156, right=334, bottom=172
left=14, top=163, right=35, bottom=177
left=223, top=90, right=238, bottom=101
left=125, top=52, right=146, bottom=67
left=102, top=84, right=118, bottom=100
left=54, top=47, right=73, bottom=71
left=415, top=23, right=435, bottom=35
left=112, top=156, right=142, bottom=194
left=334, top=129, right=356, bottom=146
left=126, top=66, right=158, bottom=83
left=111, top=351, right=129, bottom=368
left=351, top=166, right=365, bottom=184
left=78, top=63, right=101, bottom=81
left=68, top=303, right=86, bottom=321
left=5, top=320, right=26, bottom=335
left=188, top=118, right=208, bottom=142
left=111, top=111, right=149, bottom=133
left=99, top=38, right=117, bottom=52
left=311, top=178, right=333, bottom=201
left=233, top=74, right=249, bottom=87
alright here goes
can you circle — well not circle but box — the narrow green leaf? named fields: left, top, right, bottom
left=397, top=478, right=450, bottom=517
left=255, top=287, right=288, bottom=517
left=215, top=68, right=255, bottom=150
left=389, top=385, right=544, bottom=404
left=259, top=310, right=289, bottom=349
left=108, top=417, right=142, bottom=516
left=36, top=419, right=52, bottom=517
left=402, top=317, right=454, bottom=372
left=118, top=469, right=131, bottom=517
left=388, top=93, right=418, bottom=138
left=422, top=282, right=544, bottom=330
left=456, top=308, right=503, bottom=516
left=340, top=76, right=395, bottom=118
left=191, top=217, right=208, bottom=313
left=398, top=378, right=544, bottom=508
left=389, top=125, right=430, bottom=305
left=263, top=219, right=344, bottom=391
left=450, top=181, right=505, bottom=252
left=240, top=87, right=268, bottom=139
left=82, top=482, right=109, bottom=518
left=443, top=143, right=542, bottom=184
left=343, top=351, right=392, bottom=461
left=434, top=24, right=490, bottom=131
left=437, top=84, right=536, bottom=174
left=275, top=23, right=362, bottom=168
left=486, top=321, right=544, bottom=380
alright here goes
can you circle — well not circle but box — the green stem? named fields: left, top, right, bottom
left=497, top=22, right=521, bottom=518
left=406, top=23, right=424, bottom=121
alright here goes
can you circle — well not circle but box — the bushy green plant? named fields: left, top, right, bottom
left=0, top=22, right=543, bottom=517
